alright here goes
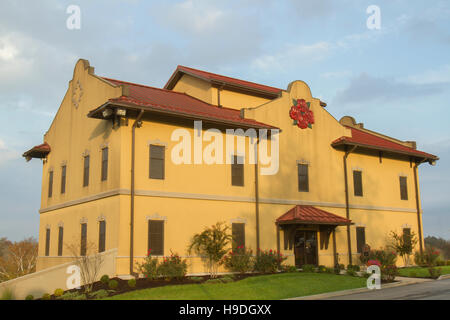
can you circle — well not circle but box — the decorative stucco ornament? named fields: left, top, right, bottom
left=289, top=98, right=314, bottom=129
left=72, top=79, right=83, bottom=109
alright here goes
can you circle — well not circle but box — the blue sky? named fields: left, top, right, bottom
left=0, top=0, right=449, bottom=241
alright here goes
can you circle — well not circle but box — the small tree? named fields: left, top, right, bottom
left=188, top=222, right=231, bottom=278
left=66, top=241, right=104, bottom=293
left=389, top=230, right=418, bottom=266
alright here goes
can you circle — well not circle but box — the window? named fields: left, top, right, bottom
left=45, top=228, right=50, bottom=256
left=148, top=220, right=164, bottom=255
left=58, top=226, right=64, bottom=256
left=98, top=220, right=106, bottom=253
left=400, top=176, right=408, bottom=200
left=101, top=148, right=108, bottom=181
left=231, top=155, right=244, bottom=186
left=297, top=164, right=309, bottom=192
left=232, top=223, right=245, bottom=249
left=403, top=228, right=412, bottom=247
left=80, top=223, right=87, bottom=256
left=149, top=145, right=165, bottom=180
left=356, top=227, right=366, bottom=253
left=48, top=171, right=53, bottom=198
left=83, top=155, right=90, bottom=187
left=61, top=165, right=66, bottom=194
left=353, top=170, right=363, bottom=196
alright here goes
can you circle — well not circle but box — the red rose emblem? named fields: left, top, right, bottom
left=289, top=99, right=314, bottom=129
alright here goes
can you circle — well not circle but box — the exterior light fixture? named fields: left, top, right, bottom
left=116, top=108, right=126, bottom=117
left=102, top=108, right=113, bottom=118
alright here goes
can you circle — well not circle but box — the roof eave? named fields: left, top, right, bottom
left=87, top=101, right=278, bottom=130
left=331, top=140, right=439, bottom=162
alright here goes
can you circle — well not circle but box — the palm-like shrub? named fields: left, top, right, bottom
left=188, top=222, right=231, bottom=278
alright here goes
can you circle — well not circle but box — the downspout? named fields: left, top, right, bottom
left=255, top=136, right=261, bottom=253
left=343, top=145, right=357, bottom=265
left=130, top=109, right=144, bottom=276
left=413, top=158, right=427, bottom=255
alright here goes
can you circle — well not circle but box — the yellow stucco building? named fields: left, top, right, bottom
left=24, top=59, right=438, bottom=277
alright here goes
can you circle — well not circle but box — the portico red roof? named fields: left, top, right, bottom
left=88, top=77, right=277, bottom=130
left=276, top=205, right=352, bottom=225
left=332, top=126, right=438, bottom=161
left=164, top=65, right=282, bottom=97
left=22, top=142, right=51, bottom=160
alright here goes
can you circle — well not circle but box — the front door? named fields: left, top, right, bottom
left=294, top=230, right=318, bottom=267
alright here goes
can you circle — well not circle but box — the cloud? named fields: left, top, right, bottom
left=288, top=0, right=335, bottom=19
left=0, top=138, right=20, bottom=166
left=334, top=72, right=447, bottom=105
left=251, top=41, right=332, bottom=73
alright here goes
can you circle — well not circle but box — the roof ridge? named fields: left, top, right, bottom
left=102, top=76, right=245, bottom=114
left=101, top=76, right=190, bottom=96
left=177, top=65, right=282, bottom=91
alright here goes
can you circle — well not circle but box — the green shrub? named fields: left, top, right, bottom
left=346, top=269, right=357, bottom=277
left=282, top=265, right=298, bottom=273
left=221, top=247, right=254, bottom=274
left=1, top=288, right=14, bottom=300
left=100, top=274, right=110, bottom=284
left=190, top=276, right=204, bottom=282
left=25, top=294, right=34, bottom=300
left=128, top=278, right=137, bottom=288
left=447, top=260, right=450, bottom=266
left=57, top=291, right=82, bottom=300
left=334, top=264, right=343, bottom=274
left=136, top=252, right=159, bottom=280
left=89, top=289, right=109, bottom=299
left=219, top=275, right=234, bottom=283
left=325, top=267, right=334, bottom=274
left=41, top=293, right=51, bottom=300
left=436, top=259, right=445, bottom=266
left=347, top=264, right=360, bottom=272
left=53, top=288, right=64, bottom=297
left=301, top=264, right=315, bottom=273
left=205, top=278, right=223, bottom=284
left=158, top=252, right=188, bottom=280
left=428, top=267, right=442, bottom=279
left=253, top=249, right=287, bottom=274
left=409, top=271, right=417, bottom=278
left=73, top=293, right=87, bottom=300
left=108, top=279, right=118, bottom=290
left=317, top=265, right=327, bottom=273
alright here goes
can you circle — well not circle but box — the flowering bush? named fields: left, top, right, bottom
left=414, top=246, right=440, bottom=267
left=367, top=260, right=381, bottom=267
left=158, top=252, right=188, bottom=281
left=253, top=249, right=287, bottom=274
left=136, top=249, right=159, bottom=280
left=221, top=246, right=253, bottom=275
left=365, top=248, right=398, bottom=282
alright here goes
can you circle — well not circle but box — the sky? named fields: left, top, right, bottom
left=0, top=0, right=449, bottom=241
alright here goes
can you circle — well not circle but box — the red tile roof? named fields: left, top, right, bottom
left=95, top=77, right=276, bottom=129
left=276, top=205, right=352, bottom=225
left=22, top=142, right=51, bottom=160
left=164, top=65, right=282, bottom=96
left=332, top=126, right=438, bottom=160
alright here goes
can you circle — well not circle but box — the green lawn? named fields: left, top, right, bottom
left=106, top=273, right=367, bottom=300
left=398, top=266, right=450, bottom=278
